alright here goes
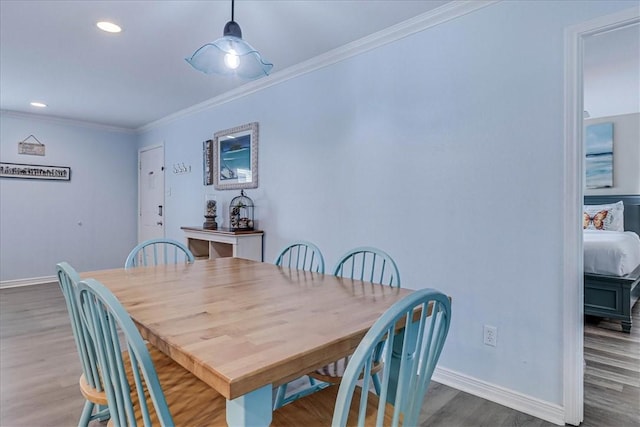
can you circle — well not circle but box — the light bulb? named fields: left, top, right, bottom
left=96, top=21, right=122, bottom=33
left=224, top=49, right=240, bottom=69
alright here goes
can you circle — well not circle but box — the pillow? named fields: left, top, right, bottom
left=583, top=201, right=624, bottom=231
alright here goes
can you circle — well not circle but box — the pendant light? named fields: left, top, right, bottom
left=186, top=0, right=273, bottom=79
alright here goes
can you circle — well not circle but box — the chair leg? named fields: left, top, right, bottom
left=277, top=376, right=333, bottom=408
left=371, top=372, right=382, bottom=395
left=274, top=376, right=335, bottom=409
left=78, top=401, right=94, bottom=427
left=79, top=400, right=110, bottom=426
left=95, top=404, right=110, bottom=421
left=274, top=384, right=287, bottom=410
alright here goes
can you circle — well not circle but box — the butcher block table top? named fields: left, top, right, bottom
left=83, top=257, right=413, bottom=403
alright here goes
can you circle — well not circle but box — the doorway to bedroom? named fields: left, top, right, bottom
left=564, top=8, right=640, bottom=425
left=579, top=15, right=640, bottom=427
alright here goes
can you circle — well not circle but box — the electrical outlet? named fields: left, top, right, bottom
left=484, top=325, right=497, bottom=347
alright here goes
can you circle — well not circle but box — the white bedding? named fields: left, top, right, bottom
left=584, top=230, right=640, bottom=277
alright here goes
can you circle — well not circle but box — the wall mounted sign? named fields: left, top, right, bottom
left=213, top=122, right=259, bottom=190
left=18, top=135, right=45, bottom=156
left=0, top=162, right=71, bottom=181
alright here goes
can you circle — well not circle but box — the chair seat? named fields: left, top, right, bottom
left=272, top=384, right=399, bottom=426
left=309, top=356, right=383, bottom=385
left=77, top=343, right=201, bottom=409
left=79, top=374, right=108, bottom=406
left=107, top=347, right=227, bottom=426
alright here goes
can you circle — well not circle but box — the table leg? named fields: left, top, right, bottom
left=226, top=384, right=272, bottom=427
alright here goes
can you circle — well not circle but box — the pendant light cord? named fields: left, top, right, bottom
left=231, top=0, right=235, bottom=21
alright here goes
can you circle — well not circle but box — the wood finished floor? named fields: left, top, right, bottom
left=1, top=283, right=638, bottom=426
left=582, top=304, right=640, bottom=427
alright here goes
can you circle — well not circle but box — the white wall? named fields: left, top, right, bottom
left=584, top=23, right=640, bottom=118
left=584, top=112, right=640, bottom=195
left=136, top=1, right=635, bottom=415
left=0, top=112, right=138, bottom=283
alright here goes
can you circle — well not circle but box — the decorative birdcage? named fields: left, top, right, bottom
left=229, top=190, right=254, bottom=231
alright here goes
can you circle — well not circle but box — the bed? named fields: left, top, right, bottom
left=583, top=195, right=640, bottom=333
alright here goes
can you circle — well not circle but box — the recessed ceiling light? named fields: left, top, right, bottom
left=30, top=102, right=47, bottom=108
left=97, top=21, right=122, bottom=33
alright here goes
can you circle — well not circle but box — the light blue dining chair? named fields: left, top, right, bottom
left=271, top=288, right=452, bottom=426
left=56, top=262, right=110, bottom=426
left=332, top=246, right=400, bottom=288
left=275, top=246, right=402, bottom=409
left=273, top=240, right=328, bottom=409
left=311, top=247, right=401, bottom=391
left=124, top=238, right=195, bottom=268
left=76, top=278, right=227, bottom=426
left=274, top=240, right=325, bottom=273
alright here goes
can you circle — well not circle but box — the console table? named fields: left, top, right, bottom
left=180, top=227, right=263, bottom=262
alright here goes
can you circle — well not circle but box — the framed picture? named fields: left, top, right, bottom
left=585, top=122, right=613, bottom=189
left=203, top=139, right=214, bottom=185
left=213, top=122, right=259, bottom=190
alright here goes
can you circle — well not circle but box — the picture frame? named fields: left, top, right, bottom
left=585, top=122, right=613, bottom=189
left=203, top=139, right=214, bottom=185
left=213, top=122, right=259, bottom=190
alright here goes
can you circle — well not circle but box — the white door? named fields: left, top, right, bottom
left=138, top=145, right=165, bottom=244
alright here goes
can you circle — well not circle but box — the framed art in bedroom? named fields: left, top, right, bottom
left=585, top=122, right=613, bottom=189
left=213, top=122, right=259, bottom=191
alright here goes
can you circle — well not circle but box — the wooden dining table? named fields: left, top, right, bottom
left=83, top=257, right=416, bottom=426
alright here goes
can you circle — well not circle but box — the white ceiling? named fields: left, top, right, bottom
left=2, top=1, right=636, bottom=130
left=0, top=0, right=451, bottom=130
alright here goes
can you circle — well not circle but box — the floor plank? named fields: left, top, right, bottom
left=582, top=302, right=640, bottom=427
left=1, top=283, right=638, bottom=426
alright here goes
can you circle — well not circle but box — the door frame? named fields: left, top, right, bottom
left=138, top=143, right=165, bottom=244
left=562, top=6, right=639, bottom=425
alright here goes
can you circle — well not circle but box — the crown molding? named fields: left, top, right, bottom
left=1, top=109, right=136, bottom=134
left=138, top=0, right=500, bottom=133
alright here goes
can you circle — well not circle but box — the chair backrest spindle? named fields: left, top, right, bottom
left=332, top=247, right=400, bottom=287
left=77, top=278, right=174, bottom=426
left=56, top=263, right=104, bottom=394
left=331, top=289, right=451, bottom=427
left=124, top=238, right=194, bottom=269
left=274, top=241, right=325, bottom=273
left=56, top=262, right=115, bottom=425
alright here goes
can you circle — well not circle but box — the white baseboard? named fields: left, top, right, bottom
left=0, top=275, right=57, bottom=289
left=432, top=367, right=565, bottom=426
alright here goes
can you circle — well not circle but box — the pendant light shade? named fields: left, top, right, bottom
left=186, top=0, right=273, bottom=79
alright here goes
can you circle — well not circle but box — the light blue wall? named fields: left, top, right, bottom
left=0, top=112, right=138, bottom=281
left=138, top=0, right=634, bottom=407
